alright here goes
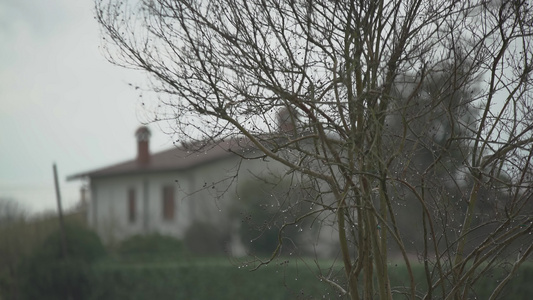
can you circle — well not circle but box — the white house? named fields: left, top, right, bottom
left=68, top=125, right=341, bottom=256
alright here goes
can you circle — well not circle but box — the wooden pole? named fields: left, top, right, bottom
left=53, top=163, right=68, bottom=258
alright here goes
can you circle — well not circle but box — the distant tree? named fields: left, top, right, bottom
left=0, top=198, right=28, bottom=299
left=234, top=177, right=315, bottom=256
left=386, top=65, right=481, bottom=251
left=183, top=222, right=230, bottom=255
left=19, top=223, right=106, bottom=300
left=97, top=0, right=533, bottom=298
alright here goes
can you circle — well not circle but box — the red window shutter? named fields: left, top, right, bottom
left=128, top=188, right=136, bottom=223
left=163, top=186, right=175, bottom=220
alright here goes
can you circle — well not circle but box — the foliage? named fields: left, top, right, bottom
left=234, top=178, right=313, bottom=256
left=0, top=199, right=88, bottom=299
left=183, top=221, right=230, bottom=255
left=96, top=0, right=533, bottom=298
left=91, top=257, right=342, bottom=300
left=116, top=233, right=186, bottom=261
left=0, top=198, right=28, bottom=299
left=90, top=258, right=533, bottom=299
left=19, top=222, right=106, bottom=300
left=34, top=223, right=106, bottom=262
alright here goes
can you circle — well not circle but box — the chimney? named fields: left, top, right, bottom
left=135, top=126, right=151, bottom=164
left=278, top=107, right=298, bottom=133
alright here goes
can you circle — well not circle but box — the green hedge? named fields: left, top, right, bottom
left=91, top=259, right=342, bottom=300
left=89, top=259, right=533, bottom=300
left=114, top=234, right=186, bottom=261
left=386, top=262, right=533, bottom=299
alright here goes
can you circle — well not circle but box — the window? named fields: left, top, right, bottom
left=128, top=188, right=136, bottom=223
left=162, top=185, right=175, bottom=221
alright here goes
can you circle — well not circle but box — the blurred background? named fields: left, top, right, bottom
left=0, top=0, right=172, bottom=215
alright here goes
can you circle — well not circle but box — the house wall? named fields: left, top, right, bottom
left=88, top=154, right=283, bottom=245
left=88, top=153, right=337, bottom=257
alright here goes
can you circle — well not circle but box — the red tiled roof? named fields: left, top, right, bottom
left=67, top=139, right=252, bottom=180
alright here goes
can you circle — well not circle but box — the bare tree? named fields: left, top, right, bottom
left=96, top=0, right=533, bottom=298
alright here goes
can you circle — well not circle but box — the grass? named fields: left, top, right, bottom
left=91, top=255, right=345, bottom=300
left=92, top=254, right=533, bottom=298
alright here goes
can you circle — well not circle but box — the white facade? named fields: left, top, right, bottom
left=86, top=153, right=282, bottom=252
left=70, top=127, right=338, bottom=257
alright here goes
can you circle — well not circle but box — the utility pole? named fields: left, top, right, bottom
left=53, top=163, right=68, bottom=258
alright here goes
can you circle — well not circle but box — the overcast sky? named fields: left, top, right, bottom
left=0, top=0, right=173, bottom=214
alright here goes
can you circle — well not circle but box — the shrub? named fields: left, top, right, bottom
left=18, top=222, right=106, bottom=300
left=234, top=178, right=311, bottom=256
left=183, top=221, right=230, bottom=255
left=91, top=258, right=340, bottom=300
left=35, top=222, right=106, bottom=262
left=116, top=234, right=185, bottom=260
